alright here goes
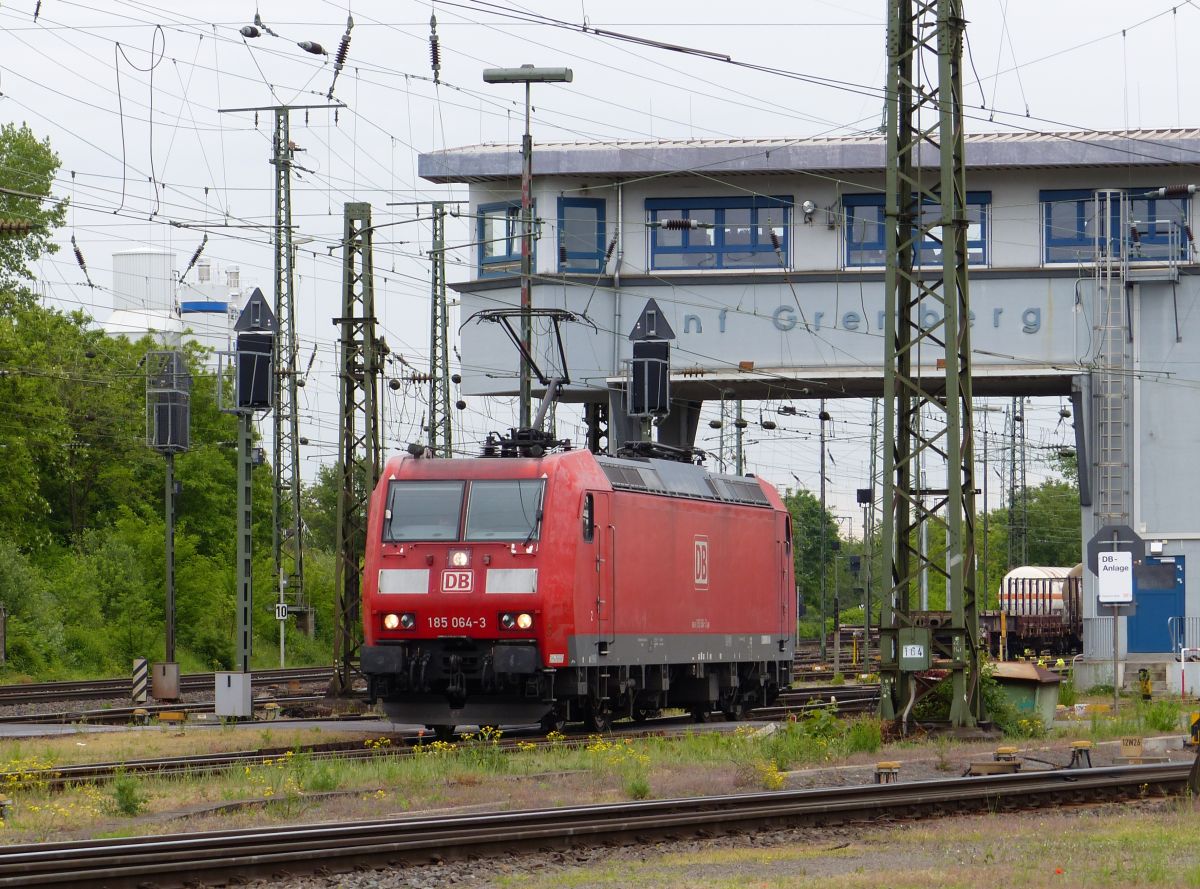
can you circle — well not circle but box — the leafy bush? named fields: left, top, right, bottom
left=109, top=772, right=145, bottom=817
left=1142, top=700, right=1183, bottom=733
left=751, top=759, right=785, bottom=790
left=624, top=774, right=651, bottom=799
left=1011, top=716, right=1048, bottom=739
left=844, top=717, right=883, bottom=754
left=1057, top=677, right=1078, bottom=707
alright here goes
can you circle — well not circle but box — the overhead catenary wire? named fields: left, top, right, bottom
left=5, top=0, right=1191, bottom=485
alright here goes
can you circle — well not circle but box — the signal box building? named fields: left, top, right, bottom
left=419, top=128, right=1200, bottom=692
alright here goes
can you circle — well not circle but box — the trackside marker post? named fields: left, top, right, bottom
left=132, top=657, right=148, bottom=704
left=1097, top=549, right=1133, bottom=714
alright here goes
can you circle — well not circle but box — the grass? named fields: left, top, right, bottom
left=0, top=708, right=888, bottom=840
left=0, top=696, right=1190, bottom=848
left=1077, top=696, right=1193, bottom=740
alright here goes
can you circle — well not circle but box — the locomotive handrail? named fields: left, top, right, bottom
left=608, top=523, right=618, bottom=645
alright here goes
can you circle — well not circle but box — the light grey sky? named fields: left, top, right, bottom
left=3, top=0, right=1184, bottom=532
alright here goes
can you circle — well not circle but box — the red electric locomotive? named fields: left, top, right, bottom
left=360, top=443, right=796, bottom=736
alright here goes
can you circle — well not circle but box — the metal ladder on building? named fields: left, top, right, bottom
left=1094, top=189, right=1130, bottom=527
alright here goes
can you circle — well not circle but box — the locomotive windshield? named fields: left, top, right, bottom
left=382, top=480, right=464, bottom=541
left=465, top=479, right=545, bottom=541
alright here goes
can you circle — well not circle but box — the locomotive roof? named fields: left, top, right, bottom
left=383, top=450, right=777, bottom=507
left=595, top=454, right=772, bottom=507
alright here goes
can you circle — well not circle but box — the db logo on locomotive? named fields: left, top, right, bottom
left=694, top=537, right=709, bottom=588
left=441, top=570, right=473, bottom=592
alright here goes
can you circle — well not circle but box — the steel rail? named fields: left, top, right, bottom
left=0, top=762, right=1190, bottom=888
left=0, top=668, right=333, bottom=704
left=0, top=694, right=326, bottom=726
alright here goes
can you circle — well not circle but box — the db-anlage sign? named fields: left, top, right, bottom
left=1097, top=551, right=1134, bottom=604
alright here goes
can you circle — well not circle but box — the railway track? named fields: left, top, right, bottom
left=0, top=668, right=333, bottom=706
left=0, top=694, right=327, bottom=726
left=756, top=683, right=880, bottom=719
left=3, top=686, right=877, bottom=789
left=1, top=761, right=1191, bottom=888
left=0, top=672, right=871, bottom=726
left=0, top=662, right=853, bottom=704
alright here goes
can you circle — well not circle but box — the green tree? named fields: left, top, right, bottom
left=0, top=539, right=61, bottom=673
left=302, top=463, right=341, bottom=554
left=0, top=122, right=68, bottom=297
left=782, top=488, right=841, bottom=616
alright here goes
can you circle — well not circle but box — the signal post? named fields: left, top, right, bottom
left=218, top=289, right=276, bottom=717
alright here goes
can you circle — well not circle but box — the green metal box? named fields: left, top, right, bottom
left=898, top=628, right=932, bottom=670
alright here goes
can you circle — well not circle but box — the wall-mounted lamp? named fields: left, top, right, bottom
left=801, top=200, right=817, bottom=224
left=1149, top=540, right=1165, bottom=556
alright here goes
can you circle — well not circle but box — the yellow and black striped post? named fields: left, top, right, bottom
left=132, top=657, right=149, bottom=704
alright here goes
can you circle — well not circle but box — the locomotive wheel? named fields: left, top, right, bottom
left=722, top=699, right=748, bottom=721
left=631, top=707, right=660, bottom=724
left=587, top=703, right=613, bottom=733
left=690, top=705, right=712, bottom=724
left=539, top=711, right=566, bottom=734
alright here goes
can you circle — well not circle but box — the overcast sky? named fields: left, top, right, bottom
left=3, top=0, right=1183, bottom=538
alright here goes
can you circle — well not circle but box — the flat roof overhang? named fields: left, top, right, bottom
left=420, top=128, right=1200, bottom=183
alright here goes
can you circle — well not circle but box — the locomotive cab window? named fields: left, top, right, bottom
left=582, top=493, right=594, bottom=541
left=382, top=480, right=464, bottom=541
left=465, top=480, right=546, bottom=541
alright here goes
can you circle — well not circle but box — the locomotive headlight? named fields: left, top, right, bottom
left=500, top=613, right=516, bottom=630
left=400, top=613, right=416, bottom=630
left=450, top=549, right=470, bottom=567
left=516, top=612, right=534, bottom=630
left=383, top=613, right=401, bottom=630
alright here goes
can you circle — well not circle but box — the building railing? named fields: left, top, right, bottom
left=1168, top=616, right=1200, bottom=656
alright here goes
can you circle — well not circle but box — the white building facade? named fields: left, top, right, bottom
left=103, top=250, right=246, bottom=363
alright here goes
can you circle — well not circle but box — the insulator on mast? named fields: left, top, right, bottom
left=430, top=14, right=441, bottom=84
left=326, top=15, right=354, bottom=99
left=179, top=233, right=209, bottom=283
left=603, top=234, right=618, bottom=264
left=71, top=234, right=94, bottom=288
left=253, top=12, right=279, bottom=38
left=658, top=218, right=698, bottom=230
left=1152, top=184, right=1197, bottom=198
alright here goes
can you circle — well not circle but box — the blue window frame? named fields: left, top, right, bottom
left=1041, top=188, right=1190, bottom=263
left=646, top=195, right=791, bottom=270
left=477, top=200, right=535, bottom=277
left=843, top=192, right=990, bottom=267
left=558, top=197, right=607, bottom=273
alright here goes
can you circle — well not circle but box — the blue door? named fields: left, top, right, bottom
left=1128, top=556, right=1185, bottom=653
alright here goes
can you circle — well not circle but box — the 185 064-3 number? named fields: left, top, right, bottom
left=427, top=616, right=487, bottom=630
